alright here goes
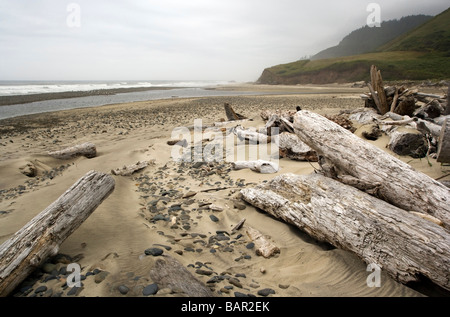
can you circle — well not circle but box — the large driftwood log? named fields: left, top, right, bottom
left=437, top=118, right=450, bottom=163
left=48, top=142, right=97, bottom=159
left=149, top=255, right=215, bottom=297
left=294, top=111, right=450, bottom=230
left=0, top=170, right=115, bottom=296
left=241, top=173, right=450, bottom=291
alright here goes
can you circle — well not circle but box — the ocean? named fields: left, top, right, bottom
left=0, top=80, right=262, bottom=120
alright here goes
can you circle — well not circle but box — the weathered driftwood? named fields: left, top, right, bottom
left=231, top=160, right=279, bottom=174
left=240, top=173, right=450, bottom=291
left=0, top=170, right=115, bottom=297
left=245, top=226, right=280, bottom=258
left=369, top=65, right=389, bottom=115
left=437, top=118, right=450, bottom=163
left=149, top=255, right=215, bottom=297
left=111, top=160, right=155, bottom=176
left=224, top=103, right=247, bottom=121
left=233, top=125, right=271, bottom=144
left=277, top=132, right=318, bottom=161
left=293, top=110, right=450, bottom=230
left=48, top=142, right=97, bottom=159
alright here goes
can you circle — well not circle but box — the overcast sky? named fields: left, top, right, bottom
left=0, top=0, right=448, bottom=82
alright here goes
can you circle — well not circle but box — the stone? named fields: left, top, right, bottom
left=257, top=288, right=275, bottom=296
left=228, top=278, right=242, bottom=288
left=209, top=215, right=219, bottom=222
left=142, top=283, right=159, bottom=296
left=118, top=285, right=129, bottom=295
left=34, top=285, right=47, bottom=294
left=145, top=247, right=164, bottom=256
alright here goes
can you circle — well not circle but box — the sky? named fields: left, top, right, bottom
left=0, top=0, right=448, bottom=82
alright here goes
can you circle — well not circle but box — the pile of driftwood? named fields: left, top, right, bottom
left=241, top=109, right=450, bottom=293
left=362, top=65, right=449, bottom=118
left=359, top=65, right=450, bottom=163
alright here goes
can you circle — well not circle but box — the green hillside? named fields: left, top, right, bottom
left=257, top=8, right=450, bottom=84
left=311, top=15, right=432, bottom=60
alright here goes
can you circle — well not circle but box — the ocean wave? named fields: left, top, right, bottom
left=0, top=80, right=229, bottom=96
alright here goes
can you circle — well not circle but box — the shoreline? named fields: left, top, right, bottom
left=0, top=86, right=187, bottom=106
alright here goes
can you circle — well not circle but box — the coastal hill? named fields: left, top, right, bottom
left=257, top=7, right=450, bottom=84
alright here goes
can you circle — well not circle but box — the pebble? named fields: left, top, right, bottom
left=228, top=278, right=243, bottom=288
left=209, top=215, right=219, bottom=222
left=118, top=285, right=129, bottom=295
left=257, top=288, right=275, bottom=296
left=34, top=285, right=47, bottom=294
left=145, top=247, right=164, bottom=256
left=142, top=283, right=159, bottom=296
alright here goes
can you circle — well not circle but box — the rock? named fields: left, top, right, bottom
left=195, top=269, right=214, bottom=276
left=257, top=288, right=275, bottom=296
left=67, top=286, right=82, bottom=296
left=145, top=247, right=164, bottom=256
left=34, top=285, right=47, bottom=294
left=228, top=278, right=243, bottom=288
left=142, top=283, right=159, bottom=296
left=118, top=285, right=129, bottom=295
left=209, top=215, right=219, bottom=222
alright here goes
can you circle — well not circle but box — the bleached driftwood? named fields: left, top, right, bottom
left=245, top=226, right=280, bottom=258
left=277, top=132, right=318, bottom=161
left=233, top=125, right=271, bottom=144
left=0, top=170, right=115, bottom=297
left=293, top=110, right=450, bottom=230
left=111, top=160, right=155, bottom=176
left=240, top=173, right=450, bottom=291
left=437, top=118, right=450, bottom=163
left=224, top=103, right=247, bottom=121
left=48, top=142, right=97, bottom=159
left=231, top=160, right=279, bottom=174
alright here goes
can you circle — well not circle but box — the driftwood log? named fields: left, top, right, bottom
left=224, top=103, right=247, bottom=121
left=0, top=170, right=115, bottom=297
left=111, top=160, right=155, bottom=176
left=233, top=125, right=271, bottom=144
left=437, top=118, right=450, bottom=163
left=48, top=142, right=97, bottom=159
left=231, top=160, right=279, bottom=174
left=241, top=173, right=450, bottom=291
left=149, top=255, right=215, bottom=297
left=294, top=110, right=450, bottom=230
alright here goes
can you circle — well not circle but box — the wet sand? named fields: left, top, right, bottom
left=0, top=84, right=448, bottom=298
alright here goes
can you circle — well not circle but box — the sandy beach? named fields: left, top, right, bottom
left=0, top=84, right=448, bottom=298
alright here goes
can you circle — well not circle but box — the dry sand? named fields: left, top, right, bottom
left=0, top=84, right=448, bottom=298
